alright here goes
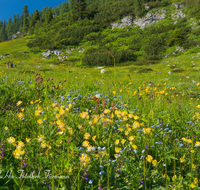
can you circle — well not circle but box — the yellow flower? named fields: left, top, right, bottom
left=7, top=137, right=15, bottom=144
left=143, top=128, right=152, bottom=135
left=191, top=150, right=194, bottom=153
left=132, top=121, right=140, bottom=129
left=104, top=109, right=111, bottom=114
left=38, top=135, right=46, bottom=142
left=194, top=178, right=198, bottom=184
left=197, top=83, right=200, bottom=87
left=192, top=164, right=196, bottom=169
left=13, top=147, right=25, bottom=159
left=128, top=136, right=134, bottom=141
left=17, top=112, right=24, bottom=119
left=128, top=114, right=134, bottom=118
left=121, top=139, right=126, bottom=144
left=68, top=104, right=73, bottom=109
left=17, top=141, right=25, bottom=148
left=92, top=136, right=96, bottom=141
left=41, top=141, right=47, bottom=148
left=80, top=112, right=89, bottom=119
left=152, top=160, right=158, bottom=167
left=112, top=91, right=116, bottom=95
left=79, top=154, right=90, bottom=166
left=132, top=145, right=137, bottom=149
left=30, top=101, right=34, bottom=104
left=59, top=109, right=65, bottom=116
left=82, top=141, right=90, bottom=147
left=180, top=157, right=185, bottom=163
left=115, top=139, right=120, bottom=145
left=84, top=133, right=91, bottom=140
left=16, top=101, right=22, bottom=106
left=190, top=183, right=196, bottom=188
left=134, top=116, right=139, bottom=120
left=195, top=141, right=200, bottom=147
left=35, top=110, right=40, bottom=116
left=5, top=126, right=9, bottom=131
left=115, top=147, right=120, bottom=153
left=26, top=138, right=30, bottom=143
left=172, top=175, right=177, bottom=182
left=21, top=108, right=24, bottom=112
left=37, top=119, right=43, bottom=124
left=197, top=105, right=200, bottom=109
left=146, top=155, right=153, bottom=163
left=52, top=103, right=58, bottom=107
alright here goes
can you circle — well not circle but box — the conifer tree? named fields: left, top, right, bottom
left=29, top=9, right=40, bottom=31
left=45, top=7, right=53, bottom=25
left=71, top=0, right=87, bottom=22
left=1, top=20, right=7, bottom=42
left=13, top=14, right=20, bottom=33
left=134, top=0, right=142, bottom=16
left=60, top=2, right=69, bottom=15
left=69, top=0, right=75, bottom=11
left=22, top=5, right=29, bottom=33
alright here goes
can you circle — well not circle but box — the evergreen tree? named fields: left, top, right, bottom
left=41, top=7, right=48, bottom=21
left=71, top=0, right=88, bottom=22
left=22, top=5, right=29, bottom=33
left=1, top=20, right=7, bottom=41
left=13, top=14, right=20, bottom=33
left=60, top=2, right=69, bottom=15
left=69, top=0, right=75, bottom=10
left=7, top=18, right=14, bottom=37
left=134, top=0, right=142, bottom=16
left=45, top=7, right=53, bottom=25
left=19, top=13, right=24, bottom=31
left=29, top=9, right=40, bottom=31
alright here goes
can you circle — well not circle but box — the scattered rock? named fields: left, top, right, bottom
left=134, top=9, right=166, bottom=29
left=70, top=48, right=75, bottom=51
left=77, top=50, right=84, bottom=53
left=58, top=56, right=62, bottom=60
left=157, top=72, right=161, bottom=74
left=23, top=51, right=29, bottom=53
left=172, top=3, right=185, bottom=9
left=63, top=56, right=69, bottom=59
left=164, top=54, right=170, bottom=58
left=96, top=67, right=104, bottom=70
left=66, top=50, right=71, bottom=53
left=172, top=10, right=186, bottom=21
left=162, top=61, right=169, bottom=64
left=176, top=46, right=185, bottom=52
left=42, top=50, right=52, bottom=58
left=111, top=15, right=133, bottom=29
left=101, top=69, right=105, bottom=74
left=36, top=66, right=41, bottom=68
left=50, top=65, right=55, bottom=67
left=51, top=50, right=63, bottom=56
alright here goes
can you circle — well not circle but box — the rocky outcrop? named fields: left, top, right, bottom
left=111, top=9, right=166, bottom=29
left=8, top=31, right=22, bottom=40
left=111, top=16, right=133, bottom=29
left=172, top=3, right=185, bottom=9
left=134, top=9, right=166, bottom=29
left=172, top=10, right=186, bottom=20
left=42, top=50, right=63, bottom=58
left=175, top=46, right=185, bottom=52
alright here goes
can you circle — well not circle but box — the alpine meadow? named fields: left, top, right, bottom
left=1, top=0, right=200, bottom=189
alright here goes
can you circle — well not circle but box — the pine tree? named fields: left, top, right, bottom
left=45, top=7, right=53, bottom=25
left=13, top=14, right=20, bottom=33
left=7, top=18, right=14, bottom=37
left=60, top=2, right=69, bottom=15
left=80, top=0, right=87, bottom=20
left=134, top=0, right=142, bottom=16
left=29, top=9, right=40, bottom=31
left=69, top=0, right=75, bottom=11
left=22, top=5, right=29, bottom=33
left=1, top=20, right=7, bottom=42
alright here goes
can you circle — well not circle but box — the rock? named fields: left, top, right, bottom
left=50, top=65, right=55, bottom=67
left=81, top=66, right=86, bottom=69
left=111, top=15, right=133, bottom=29
left=164, top=54, right=170, bottom=58
left=173, top=3, right=185, bottom=9
left=51, top=50, right=63, bottom=56
left=42, top=50, right=52, bottom=58
left=96, top=66, right=104, bottom=70
left=162, top=61, right=169, bottom=64
left=66, top=50, right=71, bottom=53
left=175, top=46, right=185, bottom=52
left=101, top=69, right=105, bottom=74
left=36, top=66, right=41, bottom=68
left=63, top=56, right=69, bottom=59
left=157, top=72, right=161, bottom=74
left=172, top=10, right=186, bottom=21
left=77, top=50, right=84, bottom=53
left=134, top=9, right=166, bottom=29
left=168, top=71, right=171, bottom=74
left=23, top=51, right=29, bottom=53
left=145, top=5, right=150, bottom=10
left=70, top=48, right=75, bottom=51
left=26, top=33, right=30, bottom=36
left=58, top=56, right=62, bottom=60
left=174, top=68, right=179, bottom=71
left=172, top=58, right=177, bottom=61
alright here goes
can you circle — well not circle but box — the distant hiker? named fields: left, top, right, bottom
left=6, top=61, right=9, bottom=68
left=14, top=64, right=16, bottom=68
left=11, top=62, right=13, bottom=68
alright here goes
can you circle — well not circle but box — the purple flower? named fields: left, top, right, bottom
left=117, top=170, right=121, bottom=173
left=57, top=127, right=60, bottom=131
left=85, top=177, right=88, bottom=181
left=0, top=151, right=4, bottom=155
left=46, top=184, right=50, bottom=189
left=24, top=163, right=28, bottom=167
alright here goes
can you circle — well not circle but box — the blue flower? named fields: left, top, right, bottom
left=99, top=171, right=104, bottom=175
left=89, top=180, right=93, bottom=184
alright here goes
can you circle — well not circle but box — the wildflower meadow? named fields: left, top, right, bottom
left=0, top=62, right=200, bottom=190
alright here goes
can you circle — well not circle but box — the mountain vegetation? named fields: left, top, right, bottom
left=1, top=0, right=200, bottom=66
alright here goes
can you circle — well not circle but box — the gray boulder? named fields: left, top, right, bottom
left=172, top=3, right=185, bottom=9
left=134, top=9, right=166, bottom=29
left=51, top=50, right=63, bottom=56
left=63, top=56, right=69, bottom=59
left=176, top=46, right=185, bottom=52
left=66, top=50, right=71, bottom=53
left=111, top=16, right=133, bottom=29
left=42, top=50, right=52, bottom=58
